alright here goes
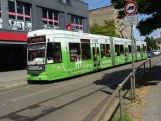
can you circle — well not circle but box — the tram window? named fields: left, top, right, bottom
left=101, top=44, right=111, bottom=58
left=137, top=46, right=140, bottom=52
left=47, top=42, right=62, bottom=63
left=128, top=45, right=132, bottom=53
left=115, top=45, right=120, bottom=56
left=120, top=45, right=124, bottom=55
left=143, top=46, right=146, bottom=52
left=69, top=43, right=81, bottom=62
left=81, top=43, right=91, bottom=60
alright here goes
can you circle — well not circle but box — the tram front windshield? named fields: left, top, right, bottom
left=28, top=43, right=46, bottom=65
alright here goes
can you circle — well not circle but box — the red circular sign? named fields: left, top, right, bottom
left=124, top=1, right=138, bottom=15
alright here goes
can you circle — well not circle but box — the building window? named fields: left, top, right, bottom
left=0, top=0, right=1, bottom=17
left=17, top=2, right=23, bottom=21
left=42, top=8, right=59, bottom=29
left=59, top=0, right=71, bottom=4
left=71, top=15, right=83, bottom=32
left=8, top=0, right=32, bottom=31
left=0, top=0, right=2, bottom=28
left=24, top=4, right=31, bottom=22
left=42, top=9, right=47, bottom=24
left=8, top=1, right=16, bottom=19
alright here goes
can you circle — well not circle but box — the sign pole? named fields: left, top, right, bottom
left=124, top=0, right=138, bottom=100
left=131, top=25, right=135, bottom=100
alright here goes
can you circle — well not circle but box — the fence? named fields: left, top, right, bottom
left=93, top=59, right=152, bottom=121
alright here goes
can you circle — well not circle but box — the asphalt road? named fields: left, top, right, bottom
left=0, top=56, right=161, bottom=121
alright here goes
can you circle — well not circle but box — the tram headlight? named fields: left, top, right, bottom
left=42, top=65, right=46, bottom=70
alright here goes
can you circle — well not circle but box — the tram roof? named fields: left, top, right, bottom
left=27, top=29, right=121, bottom=40
left=27, top=29, right=146, bottom=45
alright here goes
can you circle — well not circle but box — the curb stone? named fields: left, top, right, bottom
left=102, top=98, right=120, bottom=121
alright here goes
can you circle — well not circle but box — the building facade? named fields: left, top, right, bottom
left=156, top=38, right=161, bottom=50
left=0, top=0, right=88, bottom=71
left=89, top=6, right=131, bottom=39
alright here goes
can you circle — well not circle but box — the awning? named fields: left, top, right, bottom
left=0, top=41, right=27, bottom=45
left=0, top=31, right=27, bottom=41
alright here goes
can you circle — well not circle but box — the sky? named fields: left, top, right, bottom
left=85, top=0, right=161, bottom=40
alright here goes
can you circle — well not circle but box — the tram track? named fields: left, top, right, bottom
left=0, top=60, right=145, bottom=97
left=0, top=56, right=159, bottom=98
left=0, top=70, right=129, bottom=120
left=0, top=66, right=131, bottom=97
left=0, top=85, right=41, bottom=97
left=0, top=57, right=160, bottom=121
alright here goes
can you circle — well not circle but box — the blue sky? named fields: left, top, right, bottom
left=85, top=0, right=161, bottom=40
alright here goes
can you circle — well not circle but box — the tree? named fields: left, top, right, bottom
left=116, top=20, right=126, bottom=38
left=90, top=20, right=118, bottom=37
left=111, top=0, right=161, bottom=36
left=144, top=36, right=158, bottom=51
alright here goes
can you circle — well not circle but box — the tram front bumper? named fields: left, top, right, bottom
left=27, top=75, right=48, bottom=81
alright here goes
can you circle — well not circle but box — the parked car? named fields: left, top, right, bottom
left=152, top=50, right=161, bottom=56
left=147, top=51, right=154, bottom=58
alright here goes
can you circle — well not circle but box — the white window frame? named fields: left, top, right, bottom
left=42, top=8, right=59, bottom=29
left=71, top=15, right=83, bottom=32
left=0, top=0, right=3, bottom=29
left=59, top=0, right=71, bottom=4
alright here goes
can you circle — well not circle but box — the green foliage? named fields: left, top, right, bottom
left=90, top=20, right=118, bottom=37
left=111, top=0, right=161, bottom=36
left=144, top=36, right=158, bottom=51
left=112, top=112, right=131, bottom=121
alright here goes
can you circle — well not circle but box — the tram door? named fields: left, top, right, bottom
left=91, top=44, right=100, bottom=69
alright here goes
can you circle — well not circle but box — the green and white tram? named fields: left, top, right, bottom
left=27, top=29, right=147, bottom=81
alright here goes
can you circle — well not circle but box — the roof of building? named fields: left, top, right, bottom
left=89, top=5, right=114, bottom=11
left=156, top=38, right=161, bottom=42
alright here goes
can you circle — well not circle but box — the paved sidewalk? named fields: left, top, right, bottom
left=142, top=63, right=161, bottom=121
left=0, top=70, right=26, bottom=85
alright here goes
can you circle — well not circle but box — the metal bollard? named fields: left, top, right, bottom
left=144, top=63, right=146, bottom=81
left=133, top=74, right=136, bottom=100
left=149, top=59, right=151, bottom=73
left=119, top=84, right=124, bottom=121
left=144, top=63, right=145, bottom=74
left=130, top=76, right=134, bottom=100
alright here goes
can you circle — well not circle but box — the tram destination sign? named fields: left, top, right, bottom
left=28, top=36, right=46, bottom=43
